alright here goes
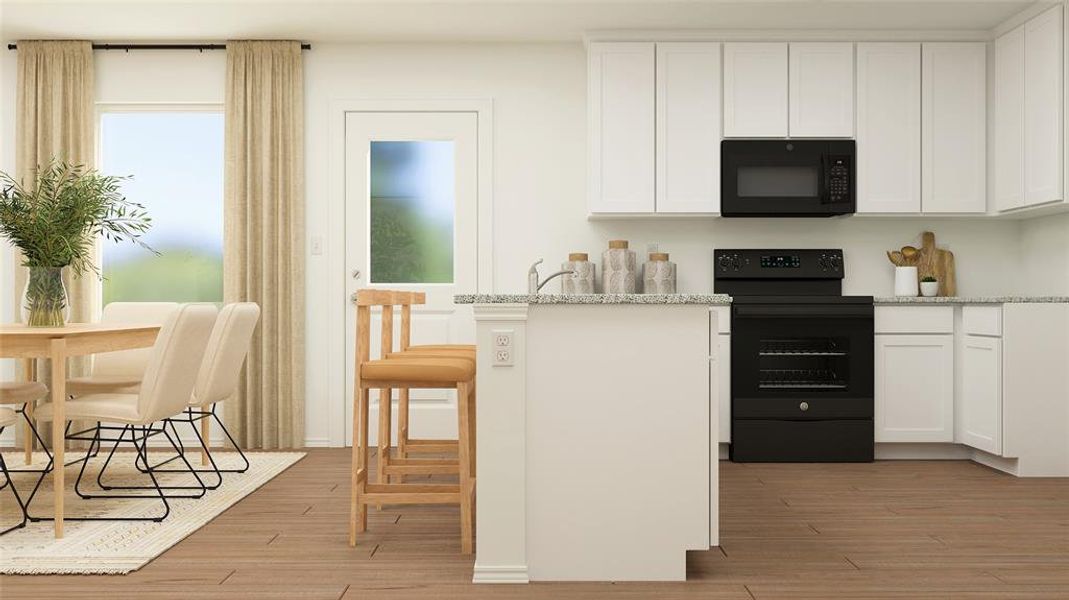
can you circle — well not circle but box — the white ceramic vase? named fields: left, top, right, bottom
left=894, top=266, right=919, bottom=297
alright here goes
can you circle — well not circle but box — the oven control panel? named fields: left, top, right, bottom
left=715, top=249, right=844, bottom=278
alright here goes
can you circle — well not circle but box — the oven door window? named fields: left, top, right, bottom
left=737, top=166, right=820, bottom=199
left=759, top=337, right=849, bottom=390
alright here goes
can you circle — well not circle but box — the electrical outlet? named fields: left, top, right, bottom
left=494, top=330, right=513, bottom=348
left=492, top=329, right=514, bottom=366
left=494, top=349, right=512, bottom=366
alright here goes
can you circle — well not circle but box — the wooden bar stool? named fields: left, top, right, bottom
left=393, top=296, right=475, bottom=464
left=350, top=290, right=476, bottom=554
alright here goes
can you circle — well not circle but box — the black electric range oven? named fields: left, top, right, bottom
left=715, top=249, right=874, bottom=462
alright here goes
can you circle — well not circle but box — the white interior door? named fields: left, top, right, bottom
left=344, top=111, right=478, bottom=445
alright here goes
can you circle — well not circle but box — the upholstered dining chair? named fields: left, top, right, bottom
left=66, top=302, right=179, bottom=396
left=0, top=381, right=51, bottom=468
left=32, top=303, right=218, bottom=522
left=0, top=407, right=45, bottom=535
left=153, top=302, right=261, bottom=489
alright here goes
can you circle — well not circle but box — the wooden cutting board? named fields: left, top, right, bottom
left=917, top=231, right=957, bottom=296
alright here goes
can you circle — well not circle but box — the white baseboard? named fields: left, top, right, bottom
left=303, top=437, right=332, bottom=448
left=472, top=564, right=530, bottom=584
left=875, top=443, right=972, bottom=460
left=969, top=448, right=1020, bottom=475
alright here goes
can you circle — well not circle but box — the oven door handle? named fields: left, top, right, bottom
left=734, top=305, right=873, bottom=318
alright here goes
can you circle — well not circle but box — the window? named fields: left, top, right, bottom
left=369, top=140, right=455, bottom=284
left=99, top=110, right=224, bottom=304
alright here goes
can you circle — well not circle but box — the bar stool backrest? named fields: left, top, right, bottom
left=95, top=302, right=179, bottom=378
left=138, top=303, right=218, bottom=423
left=353, top=290, right=426, bottom=382
left=192, top=302, right=261, bottom=407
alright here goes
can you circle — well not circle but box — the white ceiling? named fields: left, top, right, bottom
left=0, top=0, right=1044, bottom=43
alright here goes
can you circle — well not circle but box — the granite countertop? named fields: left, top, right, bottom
left=874, top=296, right=1069, bottom=304
left=454, top=294, right=1068, bottom=305
left=454, top=293, right=733, bottom=305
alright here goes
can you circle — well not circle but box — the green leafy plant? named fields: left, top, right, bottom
left=0, top=160, right=156, bottom=325
left=921, top=276, right=938, bottom=283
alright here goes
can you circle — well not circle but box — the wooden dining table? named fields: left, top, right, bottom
left=0, top=323, right=160, bottom=538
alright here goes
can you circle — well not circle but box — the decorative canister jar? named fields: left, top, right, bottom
left=643, top=252, right=677, bottom=294
left=562, top=253, right=596, bottom=294
left=601, top=240, right=637, bottom=294
left=894, top=266, right=919, bottom=297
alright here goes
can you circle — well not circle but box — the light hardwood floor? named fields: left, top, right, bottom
left=3, top=449, right=1069, bottom=599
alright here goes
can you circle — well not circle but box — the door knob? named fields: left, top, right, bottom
left=799, top=401, right=809, bottom=412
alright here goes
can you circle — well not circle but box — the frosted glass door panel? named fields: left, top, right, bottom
left=369, top=141, right=455, bottom=284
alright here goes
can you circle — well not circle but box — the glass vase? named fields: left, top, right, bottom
left=21, top=266, right=70, bottom=327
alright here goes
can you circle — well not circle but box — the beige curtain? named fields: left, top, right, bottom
left=13, top=41, right=97, bottom=444
left=14, top=41, right=98, bottom=327
left=223, top=41, right=305, bottom=449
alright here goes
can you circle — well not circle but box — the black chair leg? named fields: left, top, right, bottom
left=0, top=427, right=31, bottom=535
left=95, top=425, right=209, bottom=499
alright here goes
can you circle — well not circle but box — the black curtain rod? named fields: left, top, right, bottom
left=7, top=43, right=311, bottom=51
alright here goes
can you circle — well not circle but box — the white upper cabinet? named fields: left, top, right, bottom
left=995, top=5, right=1064, bottom=212
left=994, top=25, right=1026, bottom=212
left=856, top=43, right=922, bottom=213
left=1024, top=5, right=1064, bottom=206
left=587, top=42, right=656, bottom=213
left=788, top=43, right=855, bottom=138
left=656, top=42, right=722, bottom=213
left=723, top=43, right=788, bottom=137
left=922, top=43, right=987, bottom=213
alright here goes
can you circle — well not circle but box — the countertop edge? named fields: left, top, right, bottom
left=454, top=293, right=733, bottom=305
left=452, top=294, right=1069, bottom=305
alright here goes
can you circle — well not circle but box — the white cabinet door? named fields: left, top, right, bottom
left=856, top=43, right=922, bottom=213
left=875, top=334, right=954, bottom=442
left=789, top=42, right=855, bottom=138
left=1024, top=5, right=1064, bottom=206
left=656, top=42, right=722, bottom=213
left=718, top=334, right=731, bottom=444
left=994, top=25, right=1026, bottom=212
left=922, top=43, right=987, bottom=213
left=723, top=43, right=788, bottom=137
left=587, top=42, right=655, bottom=213
left=959, top=335, right=1002, bottom=455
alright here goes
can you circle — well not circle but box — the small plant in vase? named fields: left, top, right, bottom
left=920, top=276, right=940, bottom=298
left=0, top=161, right=155, bottom=326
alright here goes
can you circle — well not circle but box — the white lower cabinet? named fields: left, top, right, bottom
left=718, top=334, right=731, bottom=444
left=874, top=334, right=954, bottom=442
left=959, top=335, right=1002, bottom=454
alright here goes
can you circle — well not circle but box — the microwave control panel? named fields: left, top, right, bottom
left=827, top=156, right=852, bottom=204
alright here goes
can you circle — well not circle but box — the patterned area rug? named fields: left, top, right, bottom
left=0, top=450, right=304, bottom=574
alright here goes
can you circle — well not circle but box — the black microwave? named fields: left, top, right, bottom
left=721, top=139, right=856, bottom=217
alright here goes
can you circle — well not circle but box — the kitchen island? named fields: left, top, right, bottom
left=455, top=294, right=730, bottom=583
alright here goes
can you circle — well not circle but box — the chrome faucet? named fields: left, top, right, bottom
left=528, top=259, right=575, bottom=294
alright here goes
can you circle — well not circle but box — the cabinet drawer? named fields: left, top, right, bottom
left=962, top=305, right=1002, bottom=336
left=711, top=306, right=731, bottom=334
left=874, top=306, right=954, bottom=334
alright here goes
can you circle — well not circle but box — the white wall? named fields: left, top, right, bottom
left=1020, top=212, right=1069, bottom=295
left=0, top=40, right=1044, bottom=447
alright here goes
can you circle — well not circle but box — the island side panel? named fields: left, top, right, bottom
left=472, top=304, right=531, bottom=583
left=526, top=304, right=711, bottom=581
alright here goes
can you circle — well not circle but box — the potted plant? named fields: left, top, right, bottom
left=0, top=161, right=154, bottom=326
left=920, top=275, right=939, bottom=297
